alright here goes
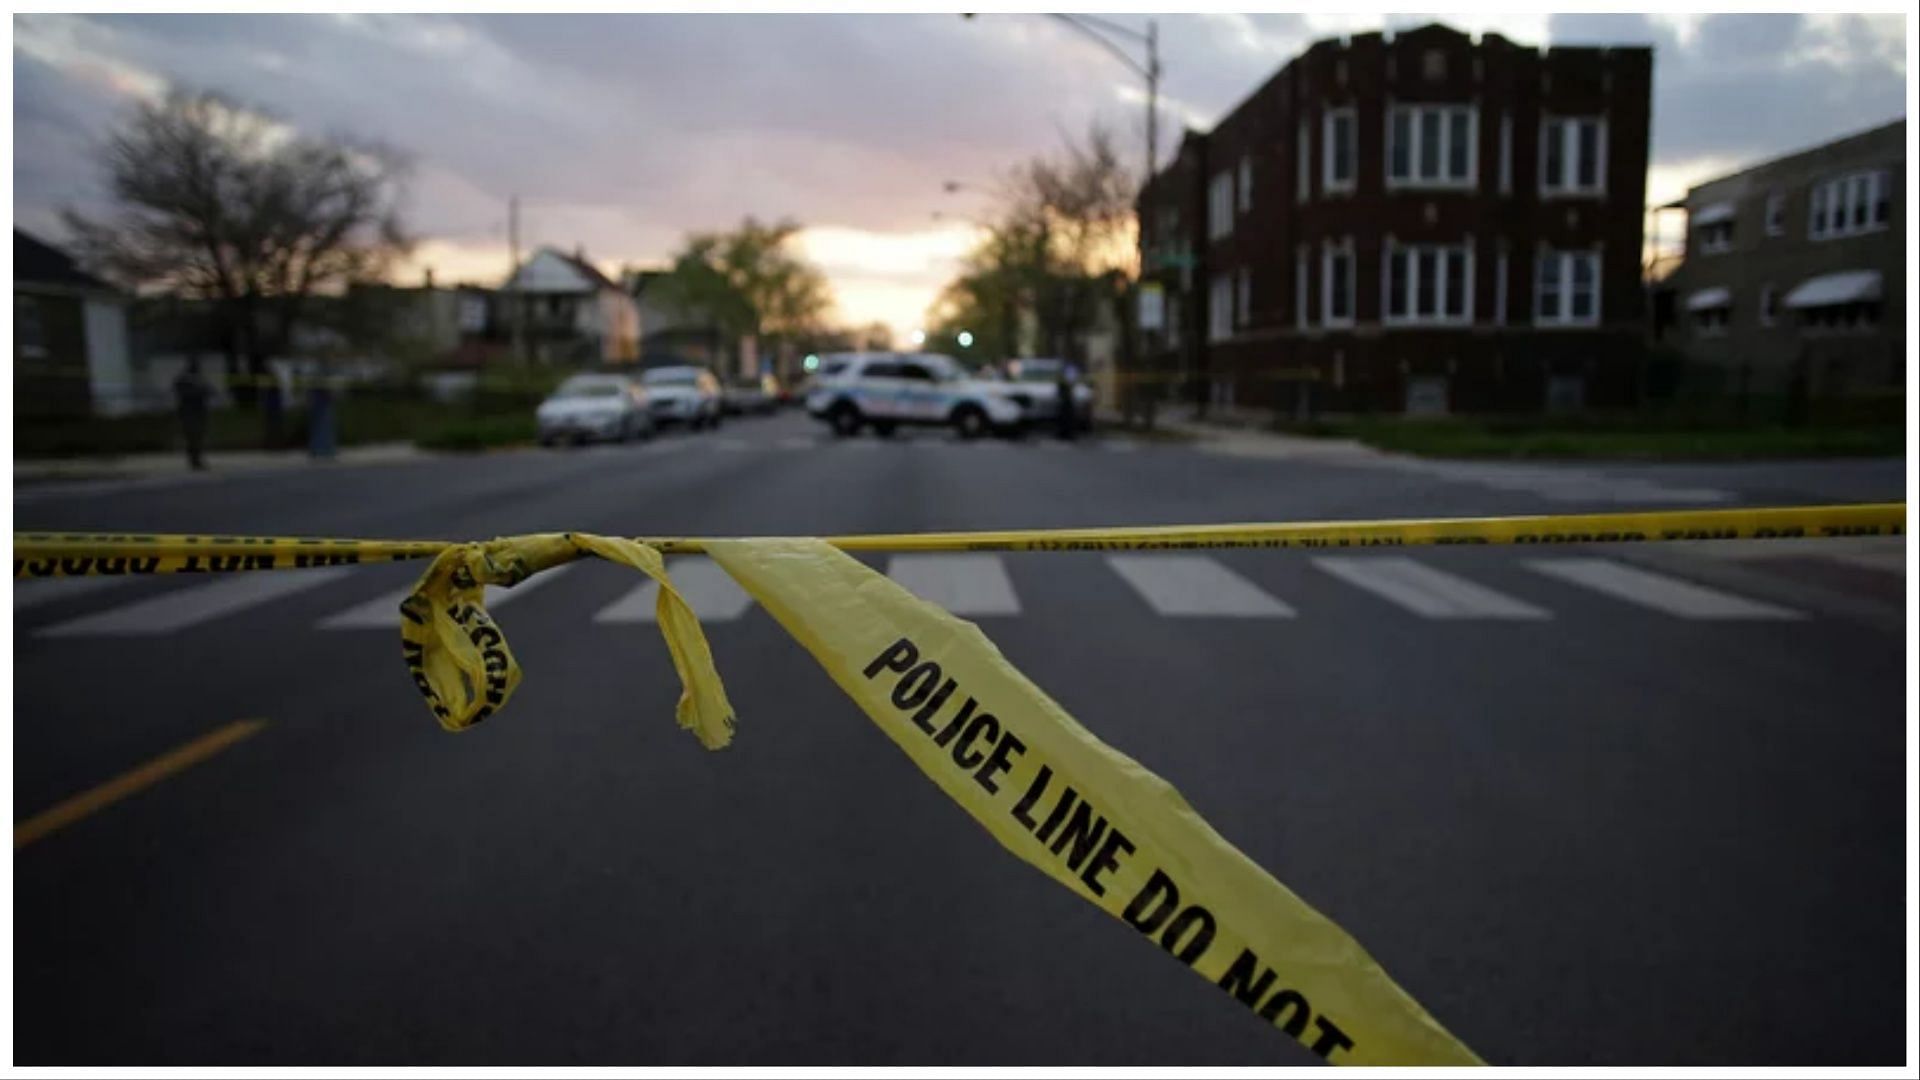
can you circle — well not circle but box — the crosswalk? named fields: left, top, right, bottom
left=17, top=549, right=1883, bottom=638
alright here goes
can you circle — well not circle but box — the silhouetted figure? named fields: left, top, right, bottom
left=1055, top=362, right=1078, bottom=441
left=173, top=359, right=211, bottom=470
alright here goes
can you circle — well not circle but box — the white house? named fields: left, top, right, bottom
left=502, top=247, right=641, bottom=365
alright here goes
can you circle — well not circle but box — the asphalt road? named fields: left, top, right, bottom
left=11, top=411, right=1908, bottom=1065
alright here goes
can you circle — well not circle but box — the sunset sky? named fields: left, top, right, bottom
left=12, top=13, right=1908, bottom=339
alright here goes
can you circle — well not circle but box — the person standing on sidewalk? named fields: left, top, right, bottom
left=173, top=358, right=211, bottom=470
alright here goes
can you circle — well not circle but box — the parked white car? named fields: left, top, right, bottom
left=536, top=374, right=655, bottom=445
left=805, top=352, right=1026, bottom=438
left=640, top=365, right=724, bottom=429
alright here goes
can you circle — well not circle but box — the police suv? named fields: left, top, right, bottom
left=806, top=352, right=1027, bottom=438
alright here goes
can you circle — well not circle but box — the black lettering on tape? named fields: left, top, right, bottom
left=1259, top=989, right=1311, bottom=1038
left=1047, top=799, right=1108, bottom=871
left=891, top=661, right=942, bottom=710
left=1309, top=1016, right=1356, bottom=1060
left=932, top=697, right=976, bottom=749
left=864, top=638, right=918, bottom=679
left=1011, top=765, right=1053, bottom=831
left=950, top=710, right=998, bottom=770
left=1079, top=827, right=1134, bottom=896
left=1032, top=785, right=1079, bottom=846
left=973, top=732, right=1023, bottom=795
left=1122, top=868, right=1179, bottom=934
left=909, top=677, right=958, bottom=735
left=1159, top=905, right=1216, bottom=966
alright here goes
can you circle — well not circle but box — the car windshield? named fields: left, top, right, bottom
left=642, top=370, right=699, bottom=387
left=553, top=380, right=626, bottom=399
left=1010, top=363, right=1063, bottom=383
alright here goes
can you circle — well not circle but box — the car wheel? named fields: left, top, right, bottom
left=951, top=405, right=988, bottom=440
left=828, top=402, right=863, bottom=438
left=871, top=420, right=897, bottom=438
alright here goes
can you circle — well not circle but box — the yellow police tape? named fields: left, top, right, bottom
left=10, top=500, right=1909, bottom=1064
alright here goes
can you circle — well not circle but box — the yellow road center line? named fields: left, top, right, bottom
left=14, top=719, right=267, bottom=849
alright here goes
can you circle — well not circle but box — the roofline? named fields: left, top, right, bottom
left=1682, top=117, right=1906, bottom=199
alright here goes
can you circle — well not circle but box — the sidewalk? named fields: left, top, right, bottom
left=14, top=442, right=427, bottom=488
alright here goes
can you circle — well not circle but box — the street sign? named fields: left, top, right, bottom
left=1137, top=283, right=1165, bottom=330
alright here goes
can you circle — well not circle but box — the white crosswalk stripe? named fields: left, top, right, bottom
left=1107, top=555, right=1294, bottom=617
left=886, top=555, right=1022, bottom=616
left=316, top=564, right=576, bottom=630
left=593, top=558, right=753, bottom=622
left=13, top=575, right=138, bottom=612
left=1527, top=559, right=1801, bottom=619
left=1313, top=557, right=1548, bottom=619
left=40, top=567, right=357, bottom=637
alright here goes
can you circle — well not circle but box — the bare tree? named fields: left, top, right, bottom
left=64, top=89, right=411, bottom=399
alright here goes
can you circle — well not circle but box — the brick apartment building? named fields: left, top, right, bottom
left=1660, top=120, right=1904, bottom=401
left=1139, top=23, right=1652, bottom=415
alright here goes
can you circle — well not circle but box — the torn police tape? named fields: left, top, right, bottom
left=10, top=502, right=1908, bottom=1064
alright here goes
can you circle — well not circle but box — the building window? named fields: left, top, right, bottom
left=1323, top=108, right=1356, bottom=192
left=1321, top=239, right=1355, bottom=326
left=1765, top=192, right=1785, bottom=237
left=1387, top=104, right=1476, bottom=188
left=1383, top=241, right=1472, bottom=326
left=1693, top=305, right=1730, bottom=337
left=1236, top=268, right=1251, bottom=327
left=1696, top=219, right=1735, bottom=255
left=1296, top=119, right=1310, bottom=203
left=1759, top=284, right=1778, bottom=327
left=1798, top=302, right=1881, bottom=334
left=1209, top=273, right=1233, bottom=342
left=1498, top=112, right=1512, bottom=194
left=1237, top=155, right=1252, bottom=214
left=1208, top=171, right=1234, bottom=240
left=1810, top=169, right=1890, bottom=240
left=1541, top=116, right=1605, bottom=196
left=1295, top=246, right=1309, bottom=329
left=15, top=297, right=48, bottom=359
left=1535, top=249, right=1602, bottom=327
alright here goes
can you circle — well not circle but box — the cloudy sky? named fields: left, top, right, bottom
left=11, top=12, right=1908, bottom=337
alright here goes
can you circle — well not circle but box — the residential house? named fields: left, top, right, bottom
left=1140, top=23, right=1653, bottom=415
left=1663, top=120, right=1904, bottom=399
left=502, top=247, right=641, bottom=365
left=13, top=229, right=136, bottom=418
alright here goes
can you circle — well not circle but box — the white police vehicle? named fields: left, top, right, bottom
left=806, top=352, right=1026, bottom=439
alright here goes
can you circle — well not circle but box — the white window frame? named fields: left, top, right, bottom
left=1381, top=241, right=1475, bottom=327
left=1208, top=272, right=1234, bottom=342
left=1295, top=245, right=1309, bottom=330
left=1765, top=192, right=1785, bottom=237
left=1296, top=119, right=1311, bottom=203
left=1498, top=111, right=1512, bottom=195
left=1207, top=171, right=1234, bottom=240
left=1320, top=238, right=1355, bottom=328
left=1494, top=250, right=1508, bottom=325
left=1322, top=107, right=1356, bottom=194
left=1810, top=169, right=1890, bottom=240
left=1539, top=115, right=1607, bottom=197
left=1237, top=155, right=1252, bottom=215
left=1533, top=248, right=1602, bottom=328
left=1386, top=103, right=1478, bottom=191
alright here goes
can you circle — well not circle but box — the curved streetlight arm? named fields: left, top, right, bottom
left=1045, top=13, right=1151, bottom=80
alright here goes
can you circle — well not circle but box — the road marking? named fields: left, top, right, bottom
left=886, top=554, right=1022, bottom=616
left=12, top=575, right=137, bottom=612
left=39, top=567, right=356, bottom=637
left=316, top=564, right=576, bottom=630
left=594, top=558, right=753, bottom=622
left=15, top=719, right=267, bottom=849
left=1527, top=559, right=1801, bottom=619
left=1108, top=555, right=1295, bottom=617
left=1314, top=557, right=1549, bottom=619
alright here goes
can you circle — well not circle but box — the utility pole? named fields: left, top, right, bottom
left=508, top=194, right=526, bottom=366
